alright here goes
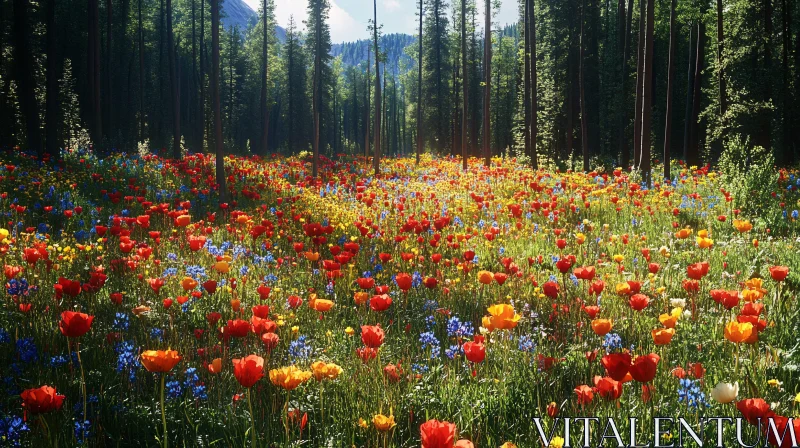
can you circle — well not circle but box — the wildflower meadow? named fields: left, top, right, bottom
left=2, top=150, right=800, bottom=447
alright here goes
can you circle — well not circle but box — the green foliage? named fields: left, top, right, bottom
left=719, top=135, right=780, bottom=225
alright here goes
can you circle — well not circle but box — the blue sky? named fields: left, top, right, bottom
left=242, top=0, right=520, bottom=43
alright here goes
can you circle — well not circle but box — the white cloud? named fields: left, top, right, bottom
left=273, top=0, right=310, bottom=31
left=382, top=0, right=400, bottom=12
left=329, top=0, right=363, bottom=42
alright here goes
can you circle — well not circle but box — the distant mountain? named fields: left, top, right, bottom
left=221, top=0, right=257, bottom=31
left=220, top=1, right=414, bottom=73
left=331, top=34, right=417, bottom=76
left=221, top=0, right=286, bottom=40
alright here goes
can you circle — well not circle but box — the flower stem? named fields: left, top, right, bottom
left=161, top=374, right=168, bottom=448
left=247, top=388, right=257, bottom=448
left=75, top=340, right=87, bottom=444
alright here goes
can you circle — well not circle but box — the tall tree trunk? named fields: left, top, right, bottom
left=663, top=0, right=676, bottom=181
left=640, top=0, right=654, bottom=185
left=529, top=0, right=538, bottom=169
left=14, top=0, right=42, bottom=156
left=45, top=0, right=60, bottom=157
left=373, top=0, right=381, bottom=176
left=287, top=19, right=295, bottom=154
left=167, top=0, right=180, bottom=158
left=259, top=0, right=270, bottom=155
left=580, top=0, right=590, bottom=172
left=106, top=0, right=112, bottom=136
left=461, top=0, right=468, bottom=170
left=617, top=0, right=633, bottom=167
left=781, top=0, right=792, bottom=164
left=716, top=0, right=727, bottom=117
left=189, top=0, right=196, bottom=149
left=523, top=0, right=531, bottom=164
left=200, top=0, right=206, bottom=150
left=483, top=0, right=491, bottom=167
left=88, top=0, right=102, bottom=142
left=211, top=0, right=227, bottom=201
left=683, top=21, right=694, bottom=161
left=566, top=24, right=575, bottom=161
left=687, top=22, right=705, bottom=166
left=632, top=0, right=644, bottom=168
left=365, top=48, right=370, bottom=163
left=138, top=0, right=145, bottom=141
left=417, top=0, right=423, bottom=165
left=312, top=2, right=321, bottom=178
left=762, top=0, right=772, bottom=153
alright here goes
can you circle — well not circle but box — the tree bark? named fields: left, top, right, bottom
left=259, top=0, right=270, bottom=155
left=523, top=0, right=531, bottom=164
left=639, top=0, right=654, bottom=185
left=781, top=0, right=792, bottom=164
left=14, top=0, right=43, bottom=156
left=211, top=0, right=228, bottom=201
left=417, top=0, right=423, bottom=165
left=683, top=21, right=694, bottom=161
left=461, top=0, right=468, bottom=170
left=106, top=0, right=112, bottom=136
left=687, top=22, right=705, bottom=167
left=373, top=0, right=381, bottom=176
left=663, top=0, right=676, bottom=181
left=138, top=0, right=145, bottom=141
left=716, top=0, right=727, bottom=117
left=632, top=0, right=644, bottom=168
left=167, top=0, right=180, bottom=158
left=617, top=0, right=632, bottom=168
left=312, top=1, right=321, bottom=178
left=529, top=0, right=538, bottom=169
left=45, top=0, right=60, bottom=157
left=580, top=0, right=590, bottom=172
left=200, top=0, right=206, bottom=150
left=483, top=0, right=491, bottom=167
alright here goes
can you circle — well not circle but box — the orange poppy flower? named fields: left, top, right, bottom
left=591, top=319, right=613, bottom=336
left=140, top=350, right=181, bottom=373
left=724, top=321, right=753, bottom=344
left=652, top=328, right=676, bottom=345
left=180, top=277, right=199, bottom=291
left=269, top=366, right=312, bottom=390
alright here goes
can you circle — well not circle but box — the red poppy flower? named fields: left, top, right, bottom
left=357, top=277, right=375, bottom=289
left=687, top=261, right=710, bottom=280
left=232, top=355, right=264, bottom=388
left=202, top=280, right=218, bottom=294
left=628, top=294, right=650, bottom=311
left=424, top=277, right=438, bottom=289
left=574, top=384, right=594, bottom=405
left=601, top=352, right=631, bottom=381
left=20, top=385, right=65, bottom=414
left=56, top=277, right=82, bottom=298
left=463, top=341, right=486, bottom=363
left=629, top=353, right=660, bottom=383
left=543, top=281, right=560, bottom=299
left=206, top=312, right=222, bottom=326
left=361, top=325, right=385, bottom=348
left=369, top=294, right=393, bottom=312
left=737, top=398, right=775, bottom=426
left=420, top=419, right=456, bottom=448
left=252, top=305, right=270, bottom=319
left=573, top=266, right=596, bottom=280
left=223, top=319, right=251, bottom=338
left=395, top=273, right=413, bottom=292
left=594, top=376, right=623, bottom=400
left=59, top=311, right=94, bottom=338
left=261, top=332, right=280, bottom=352
left=769, top=266, right=789, bottom=282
